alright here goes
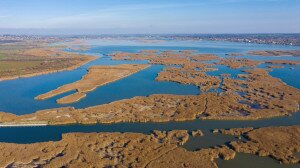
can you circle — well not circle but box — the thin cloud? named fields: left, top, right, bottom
left=38, top=2, right=207, bottom=28
left=0, top=15, right=9, bottom=18
left=46, top=2, right=207, bottom=20
left=0, top=0, right=298, bottom=33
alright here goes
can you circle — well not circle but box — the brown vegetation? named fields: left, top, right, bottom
left=265, top=60, right=300, bottom=65
left=218, top=127, right=254, bottom=136
left=156, top=67, right=220, bottom=92
left=226, top=53, right=243, bottom=56
left=203, top=68, right=300, bottom=120
left=229, top=126, right=300, bottom=164
left=217, top=58, right=261, bottom=69
left=0, top=131, right=235, bottom=168
left=0, top=47, right=96, bottom=81
left=192, top=130, right=204, bottom=137
left=248, top=50, right=300, bottom=56
left=111, top=50, right=221, bottom=92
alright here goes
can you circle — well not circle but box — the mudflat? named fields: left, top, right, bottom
left=35, top=64, right=150, bottom=104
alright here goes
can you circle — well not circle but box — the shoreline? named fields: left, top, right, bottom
left=0, top=56, right=97, bottom=82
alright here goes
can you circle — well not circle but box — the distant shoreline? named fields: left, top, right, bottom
left=1, top=34, right=300, bottom=46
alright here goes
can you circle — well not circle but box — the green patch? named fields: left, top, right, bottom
left=0, top=61, right=42, bottom=71
left=0, top=52, right=7, bottom=60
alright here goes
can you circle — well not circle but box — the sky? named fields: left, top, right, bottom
left=0, top=0, right=299, bottom=34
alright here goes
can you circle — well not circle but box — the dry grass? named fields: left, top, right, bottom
left=0, top=44, right=96, bottom=80
left=0, top=61, right=42, bottom=71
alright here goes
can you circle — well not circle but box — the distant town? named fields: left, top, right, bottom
left=1, top=34, right=300, bottom=46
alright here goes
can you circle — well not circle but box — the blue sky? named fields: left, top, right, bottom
left=0, top=0, right=299, bottom=34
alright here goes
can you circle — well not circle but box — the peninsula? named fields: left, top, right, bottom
left=0, top=42, right=97, bottom=81
left=35, top=64, right=150, bottom=104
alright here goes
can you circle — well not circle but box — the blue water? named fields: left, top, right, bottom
left=269, top=65, right=300, bottom=89
left=255, top=62, right=300, bottom=89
